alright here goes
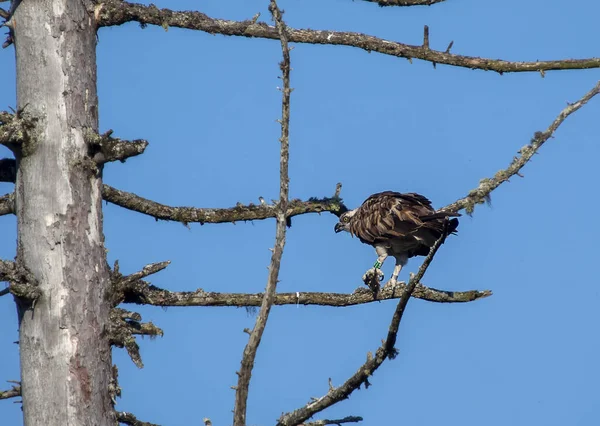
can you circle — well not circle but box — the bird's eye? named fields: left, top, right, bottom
left=342, top=216, right=350, bottom=223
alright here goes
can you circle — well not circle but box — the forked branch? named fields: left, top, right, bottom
left=108, top=307, right=163, bottom=368
left=95, top=1, right=600, bottom=74
left=233, top=2, right=291, bottom=425
left=441, top=80, right=600, bottom=214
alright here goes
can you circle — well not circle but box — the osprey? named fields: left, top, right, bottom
left=334, top=191, right=459, bottom=288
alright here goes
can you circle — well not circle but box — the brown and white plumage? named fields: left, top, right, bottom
left=334, top=191, right=459, bottom=287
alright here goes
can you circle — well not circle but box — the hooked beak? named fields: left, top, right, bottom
left=334, top=223, right=343, bottom=233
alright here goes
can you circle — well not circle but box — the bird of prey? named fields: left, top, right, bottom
left=334, top=191, right=459, bottom=289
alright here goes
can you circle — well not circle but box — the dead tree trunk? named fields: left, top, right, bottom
left=13, top=1, right=114, bottom=424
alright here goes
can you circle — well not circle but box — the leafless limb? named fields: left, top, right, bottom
left=102, top=184, right=346, bottom=223
left=0, top=192, right=14, bottom=216
left=441, top=80, right=600, bottom=215
left=233, top=2, right=291, bottom=425
left=277, top=226, right=449, bottom=425
left=303, top=416, right=363, bottom=426
left=95, top=1, right=600, bottom=74
left=118, top=277, right=490, bottom=307
left=86, top=129, right=149, bottom=164
left=0, top=114, right=147, bottom=164
left=0, top=7, right=9, bottom=19
left=0, top=383, right=20, bottom=400
left=116, top=411, right=160, bottom=426
left=108, top=307, right=163, bottom=368
left=1, top=165, right=344, bottom=223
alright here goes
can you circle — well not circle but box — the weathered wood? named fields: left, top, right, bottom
left=13, top=1, right=114, bottom=424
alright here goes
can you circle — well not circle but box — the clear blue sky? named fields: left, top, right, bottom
left=1, top=0, right=600, bottom=425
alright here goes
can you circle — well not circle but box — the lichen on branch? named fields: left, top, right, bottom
left=85, top=129, right=149, bottom=164
left=102, top=184, right=346, bottom=224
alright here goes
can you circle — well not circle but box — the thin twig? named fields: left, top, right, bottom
left=441, top=80, right=600, bottom=214
left=233, top=2, right=291, bottom=425
left=277, top=226, right=449, bottom=425
left=95, top=1, right=600, bottom=74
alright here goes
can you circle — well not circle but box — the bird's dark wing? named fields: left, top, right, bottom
left=349, top=191, right=458, bottom=245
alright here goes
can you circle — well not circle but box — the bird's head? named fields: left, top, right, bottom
left=334, top=209, right=358, bottom=234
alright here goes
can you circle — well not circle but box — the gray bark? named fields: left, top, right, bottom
left=12, top=0, right=114, bottom=424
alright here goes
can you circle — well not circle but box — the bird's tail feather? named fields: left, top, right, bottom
left=420, top=211, right=461, bottom=221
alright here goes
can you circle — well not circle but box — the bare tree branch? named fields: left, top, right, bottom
left=116, top=412, right=160, bottom=426
left=110, top=260, right=172, bottom=306
left=0, top=192, right=14, bottom=216
left=95, top=1, right=600, bottom=74
left=233, top=3, right=291, bottom=425
left=86, top=129, right=149, bottom=164
left=0, top=383, right=21, bottom=400
left=441, top=80, right=600, bottom=215
left=118, top=278, right=490, bottom=307
left=0, top=126, right=146, bottom=183
left=108, top=307, right=163, bottom=368
left=277, top=225, right=449, bottom=425
left=303, top=416, right=363, bottom=426
left=1, top=165, right=344, bottom=223
left=102, top=184, right=346, bottom=223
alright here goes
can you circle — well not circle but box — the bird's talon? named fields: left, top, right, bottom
left=362, top=268, right=384, bottom=284
left=384, top=278, right=398, bottom=288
